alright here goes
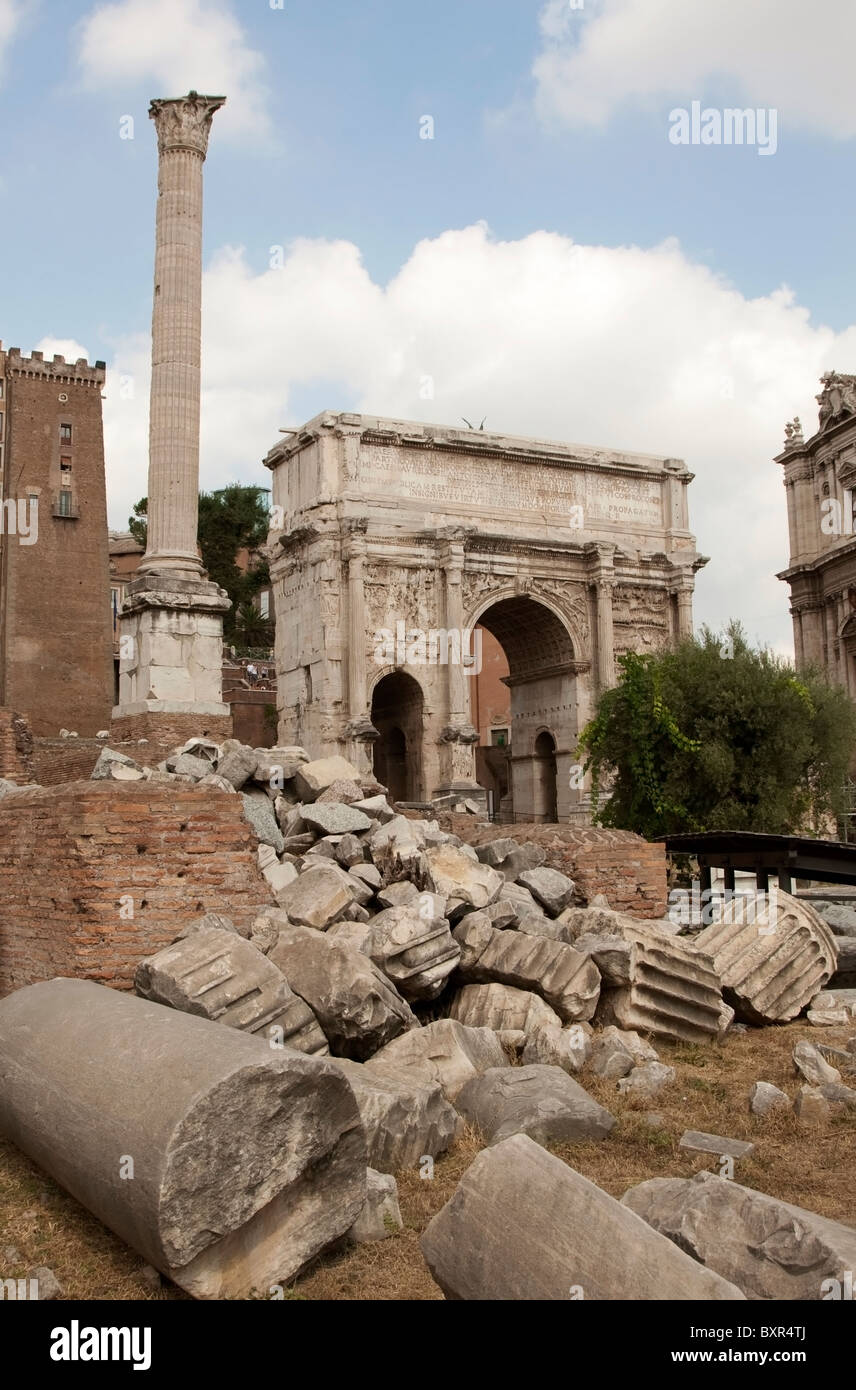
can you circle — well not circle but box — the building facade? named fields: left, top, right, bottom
left=777, top=373, right=856, bottom=690
left=265, top=411, right=706, bottom=821
left=0, top=342, right=113, bottom=736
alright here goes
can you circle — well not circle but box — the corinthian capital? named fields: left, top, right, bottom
left=149, top=91, right=226, bottom=157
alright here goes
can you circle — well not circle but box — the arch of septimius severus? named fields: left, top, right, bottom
left=264, top=412, right=707, bottom=822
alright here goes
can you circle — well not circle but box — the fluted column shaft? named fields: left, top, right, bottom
left=140, top=93, right=224, bottom=575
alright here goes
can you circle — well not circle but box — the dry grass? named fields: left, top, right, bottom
left=1, top=1019, right=853, bottom=1300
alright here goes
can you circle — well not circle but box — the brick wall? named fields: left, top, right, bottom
left=1, top=354, right=113, bottom=736
left=31, top=737, right=103, bottom=785
left=0, top=782, right=274, bottom=997
left=225, top=690, right=276, bottom=748
left=108, top=712, right=233, bottom=765
left=0, top=708, right=35, bottom=782
left=443, top=818, right=667, bottom=919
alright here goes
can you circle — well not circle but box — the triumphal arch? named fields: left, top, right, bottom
left=265, top=412, right=705, bottom=822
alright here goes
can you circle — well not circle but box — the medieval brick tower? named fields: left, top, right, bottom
left=0, top=342, right=113, bottom=736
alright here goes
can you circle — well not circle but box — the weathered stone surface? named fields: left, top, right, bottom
left=316, top=778, right=365, bottom=805
left=475, top=839, right=546, bottom=881
left=793, top=1039, right=841, bottom=1086
left=453, top=914, right=600, bottom=1023
left=794, top=1084, right=831, bottom=1124
left=198, top=772, right=236, bottom=793
left=813, top=901, right=856, bottom=937
left=336, top=833, right=365, bottom=868
left=485, top=898, right=519, bottom=930
left=830, top=935, right=856, bottom=987
left=367, top=1019, right=508, bottom=1101
left=269, top=922, right=417, bottom=1060
left=28, top=1266, right=63, bottom=1300
left=350, top=862, right=382, bottom=892
left=257, top=848, right=298, bottom=901
left=421, top=1135, right=745, bottom=1301
left=455, top=1065, right=615, bottom=1146
left=679, top=1130, right=754, bottom=1160
left=331, top=1058, right=460, bottom=1171
left=521, top=1022, right=591, bottom=1074
left=574, top=933, right=633, bottom=986
left=347, top=1170, right=402, bottom=1243
left=90, top=747, right=144, bottom=780
left=449, top=982, right=562, bottom=1036
left=617, top=1062, right=675, bottom=1100
left=376, top=879, right=420, bottom=909
left=135, top=927, right=328, bottom=1055
left=622, top=1168, right=856, bottom=1300
left=748, top=1081, right=790, bottom=1117
left=301, top=802, right=372, bottom=836
left=599, top=923, right=723, bottom=1044
left=813, top=1041, right=856, bottom=1075
left=518, top=866, right=575, bottom=916
left=353, top=794, right=395, bottom=822
left=817, top=1081, right=856, bottom=1112
left=694, top=891, right=837, bottom=1024
left=809, top=988, right=856, bottom=1019
left=275, top=863, right=355, bottom=930
left=175, top=910, right=242, bottom=941
left=808, top=1007, right=850, bottom=1025
left=171, top=752, right=211, bottom=780
left=419, top=845, right=504, bottom=912
left=294, top=756, right=361, bottom=802
left=216, top=740, right=258, bottom=790
left=501, top=881, right=562, bottom=937
left=241, top=789, right=285, bottom=852
left=0, top=979, right=366, bottom=1298
left=350, top=905, right=460, bottom=1001
left=589, top=1026, right=657, bottom=1080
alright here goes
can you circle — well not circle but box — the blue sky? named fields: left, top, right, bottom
left=1, top=0, right=855, bottom=652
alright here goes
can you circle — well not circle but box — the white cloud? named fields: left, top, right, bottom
left=103, top=225, right=856, bottom=653
left=532, top=0, right=856, bottom=138
left=75, top=0, right=269, bottom=140
left=0, top=0, right=31, bottom=83
left=33, top=336, right=91, bottom=362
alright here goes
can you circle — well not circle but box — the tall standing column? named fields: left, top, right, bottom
left=113, top=93, right=231, bottom=742
left=140, top=92, right=224, bottom=575
left=435, top=528, right=481, bottom=805
left=343, top=522, right=378, bottom=773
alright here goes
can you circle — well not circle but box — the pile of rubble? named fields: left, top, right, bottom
left=0, top=734, right=852, bottom=1300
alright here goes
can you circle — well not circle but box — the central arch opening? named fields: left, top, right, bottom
left=471, top=595, right=577, bottom=823
left=371, top=669, right=424, bottom=803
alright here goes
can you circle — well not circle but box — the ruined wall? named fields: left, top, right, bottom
left=0, top=708, right=35, bottom=782
left=31, top=737, right=103, bottom=785
left=0, top=782, right=274, bottom=997
left=443, top=818, right=667, bottom=919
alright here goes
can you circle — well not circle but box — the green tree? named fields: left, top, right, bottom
left=577, top=621, right=856, bottom=838
left=128, top=485, right=272, bottom=644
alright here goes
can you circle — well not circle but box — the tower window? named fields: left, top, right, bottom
left=60, top=423, right=72, bottom=443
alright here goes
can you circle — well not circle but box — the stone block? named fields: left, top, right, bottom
left=269, top=922, right=417, bottom=1060
left=367, top=1018, right=508, bottom=1101
left=275, top=863, right=355, bottom=930
left=331, top=1058, right=460, bottom=1171
left=347, top=904, right=461, bottom=1001
left=419, top=845, right=504, bottom=912
left=294, top=756, right=361, bottom=802
left=420, top=1136, right=745, bottom=1300
left=598, top=923, right=723, bottom=1044
left=517, top=866, right=575, bottom=915
left=135, top=927, right=328, bottom=1055
left=616, top=1062, right=675, bottom=1100
left=301, top=803, right=372, bottom=836
left=521, top=1022, right=592, bottom=1074
left=454, top=1065, right=615, bottom=1147
left=347, top=1170, right=402, bottom=1243
left=748, top=1081, right=790, bottom=1116
left=679, top=1130, right=754, bottom=1160
left=0, top=980, right=365, bottom=1299
left=694, top=891, right=837, bottom=1023
left=453, top=913, right=600, bottom=1023
left=622, top=1168, right=856, bottom=1300
left=449, top=981, right=562, bottom=1037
